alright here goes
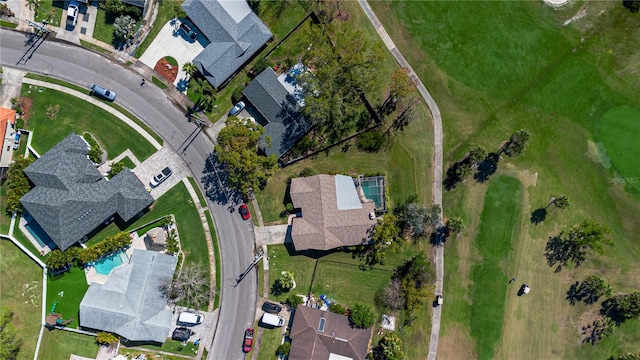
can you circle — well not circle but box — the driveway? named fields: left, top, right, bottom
left=170, top=307, right=218, bottom=347
left=132, top=145, right=191, bottom=199
left=139, top=19, right=206, bottom=89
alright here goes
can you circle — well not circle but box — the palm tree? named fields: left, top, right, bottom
left=279, top=271, right=295, bottom=290
left=182, top=62, right=198, bottom=80
left=447, top=217, right=464, bottom=234
left=468, top=145, right=487, bottom=167
left=553, top=195, right=570, bottom=209
left=501, top=129, right=530, bottom=157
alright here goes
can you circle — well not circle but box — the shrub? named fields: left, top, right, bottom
left=299, top=167, right=316, bottom=177
left=357, top=130, right=385, bottom=152
left=108, top=161, right=125, bottom=179
left=96, top=332, right=119, bottom=346
left=285, top=294, right=303, bottom=309
left=88, top=144, right=103, bottom=164
left=113, top=15, right=135, bottom=42
left=5, top=156, right=35, bottom=214
left=231, top=86, right=244, bottom=104
left=277, top=342, right=291, bottom=356
left=329, top=303, right=347, bottom=315
left=349, top=303, right=375, bottom=328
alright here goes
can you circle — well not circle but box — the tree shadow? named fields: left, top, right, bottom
left=270, top=279, right=288, bottom=296
left=566, top=281, right=581, bottom=305
left=530, top=208, right=547, bottom=224
left=544, top=235, right=568, bottom=273
left=444, top=162, right=462, bottom=191
left=474, top=152, right=499, bottom=183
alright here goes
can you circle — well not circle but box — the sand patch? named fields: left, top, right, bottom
left=586, top=140, right=612, bottom=169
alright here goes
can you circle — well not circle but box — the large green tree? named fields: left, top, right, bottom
left=545, top=220, right=613, bottom=272
left=577, top=275, right=612, bottom=305
left=0, top=307, right=22, bottom=360
left=373, top=332, right=405, bottom=360
left=359, top=213, right=401, bottom=269
left=215, top=117, right=277, bottom=197
left=394, top=195, right=441, bottom=239
left=4, top=156, right=34, bottom=214
left=349, top=303, right=375, bottom=329
left=604, top=292, right=640, bottom=321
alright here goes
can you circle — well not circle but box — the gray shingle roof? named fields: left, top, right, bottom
left=182, top=0, right=272, bottom=88
left=80, top=249, right=177, bottom=343
left=243, top=68, right=312, bottom=159
left=20, top=134, right=153, bottom=251
left=289, top=305, right=371, bottom=360
left=290, top=175, right=376, bottom=251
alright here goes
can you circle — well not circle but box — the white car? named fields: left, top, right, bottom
left=229, top=101, right=245, bottom=116
left=150, top=167, right=172, bottom=187
left=66, top=2, right=79, bottom=27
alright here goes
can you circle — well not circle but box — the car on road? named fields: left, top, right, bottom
left=172, top=327, right=192, bottom=341
left=177, top=311, right=204, bottom=326
left=150, top=167, right=172, bottom=187
left=262, top=302, right=282, bottom=314
left=180, top=22, right=198, bottom=42
left=239, top=204, right=250, bottom=220
left=229, top=101, right=245, bottom=116
left=243, top=328, right=254, bottom=353
left=89, top=84, right=116, bottom=101
left=66, top=2, right=79, bottom=27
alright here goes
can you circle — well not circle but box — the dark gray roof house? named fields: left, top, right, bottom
left=80, top=249, right=177, bottom=343
left=289, top=305, right=371, bottom=360
left=182, top=0, right=272, bottom=88
left=20, top=133, right=153, bottom=251
left=243, top=67, right=312, bottom=159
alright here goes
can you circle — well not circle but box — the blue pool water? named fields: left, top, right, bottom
left=94, top=251, right=128, bottom=276
left=24, top=216, right=55, bottom=248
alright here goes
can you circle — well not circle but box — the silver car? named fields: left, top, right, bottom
left=66, top=2, right=79, bottom=27
left=89, top=84, right=116, bottom=101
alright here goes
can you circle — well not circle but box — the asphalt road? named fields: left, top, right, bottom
left=0, top=28, right=256, bottom=360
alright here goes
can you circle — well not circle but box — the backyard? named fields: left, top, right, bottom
left=38, top=330, right=99, bottom=360
left=370, top=0, right=640, bottom=358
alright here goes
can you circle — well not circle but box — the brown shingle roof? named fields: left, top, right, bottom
left=290, top=175, right=376, bottom=251
left=289, top=305, right=371, bottom=360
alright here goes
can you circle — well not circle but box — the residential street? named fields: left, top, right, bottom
left=0, top=28, right=255, bottom=360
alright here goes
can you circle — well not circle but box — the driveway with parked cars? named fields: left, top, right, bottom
left=139, top=18, right=206, bottom=88
left=170, top=307, right=218, bottom=346
left=132, top=145, right=191, bottom=199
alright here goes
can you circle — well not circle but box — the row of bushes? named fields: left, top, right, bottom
left=45, top=232, right=131, bottom=270
left=4, top=156, right=34, bottom=215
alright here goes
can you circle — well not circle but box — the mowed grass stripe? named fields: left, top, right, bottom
left=470, top=176, right=522, bottom=360
left=600, top=106, right=640, bottom=192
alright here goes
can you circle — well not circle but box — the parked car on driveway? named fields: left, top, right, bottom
left=243, top=328, right=254, bottom=353
left=66, top=2, right=79, bottom=27
left=89, top=84, right=116, bottom=101
left=150, top=167, right=172, bottom=187
left=262, top=302, right=282, bottom=314
left=177, top=311, right=203, bottom=326
left=172, top=327, right=192, bottom=341
left=180, top=22, right=198, bottom=42
left=229, top=101, right=245, bottom=116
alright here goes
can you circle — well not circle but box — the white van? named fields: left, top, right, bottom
left=261, top=313, right=285, bottom=327
left=177, top=311, right=204, bottom=326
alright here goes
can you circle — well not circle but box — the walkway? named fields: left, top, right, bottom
left=357, top=1, right=445, bottom=360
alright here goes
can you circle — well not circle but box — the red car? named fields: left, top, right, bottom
left=239, top=204, right=250, bottom=220
left=243, top=328, right=254, bottom=353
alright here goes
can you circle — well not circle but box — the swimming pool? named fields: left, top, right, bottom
left=94, top=251, right=129, bottom=276
left=23, top=216, right=55, bottom=248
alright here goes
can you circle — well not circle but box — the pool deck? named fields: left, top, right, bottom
left=17, top=217, right=55, bottom=255
left=83, top=232, right=148, bottom=285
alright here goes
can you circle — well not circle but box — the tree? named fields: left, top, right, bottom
left=95, top=332, right=119, bottom=346
left=165, top=229, right=179, bottom=255
left=359, top=213, right=401, bottom=269
left=329, top=303, right=347, bottom=315
left=603, top=292, right=640, bottom=322
left=394, top=196, right=440, bottom=239
left=501, top=129, right=530, bottom=157
left=161, top=265, right=211, bottom=309
left=446, top=217, right=464, bottom=234
left=577, top=275, right=612, bottom=305
left=88, top=144, right=103, bottom=164
left=99, top=0, right=125, bottom=14
left=609, top=353, right=640, bottom=360
left=182, top=62, right=198, bottom=79
left=285, top=293, right=303, bottom=309
left=108, top=161, right=125, bottom=179
left=215, top=117, right=278, bottom=197
left=380, top=277, right=405, bottom=311
left=552, top=195, right=570, bottom=209
left=379, top=69, right=415, bottom=118
left=544, top=220, right=613, bottom=272
left=277, top=342, right=291, bottom=357
left=357, top=130, right=386, bottom=152
left=4, top=156, right=34, bottom=214
left=113, top=15, right=135, bottom=42
left=0, top=307, right=21, bottom=360
left=623, top=0, right=640, bottom=13
left=583, top=316, right=617, bottom=344
left=468, top=145, right=487, bottom=166
left=278, top=271, right=295, bottom=290
left=349, top=303, right=375, bottom=328
left=373, top=332, right=405, bottom=360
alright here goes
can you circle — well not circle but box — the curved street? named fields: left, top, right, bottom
left=357, top=2, right=445, bottom=359
left=0, top=28, right=255, bottom=360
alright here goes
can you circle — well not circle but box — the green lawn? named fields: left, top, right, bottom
left=0, top=19, right=18, bottom=29
left=21, top=86, right=157, bottom=161
left=38, top=330, right=98, bottom=360
left=204, top=210, right=221, bottom=309
left=468, top=176, right=522, bottom=360
left=93, top=9, right=114, bottom=45
left=152, top=76, right=168, bottom=89
left=119, top=156, right=136, bottom=169
left=46, top=264, right=89, bottom=329
left=33, top=1, right=64, bottom=27
left=256, top=324, right=284, bottom=360
left=370, top=0, right=640, bottom=358
left=0, top=181, right=11, bottom=234
left=0, top=241, right=43, bottom=360
left=136, top=0, right=183, bottom=58
left=600, top=106, right=640, bottom=192
left=138, top=339, right=198, bottom=355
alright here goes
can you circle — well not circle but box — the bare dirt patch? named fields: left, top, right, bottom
left=438, top=325, right=476, bottom=360
left=154, top=58, right=178, bottom=83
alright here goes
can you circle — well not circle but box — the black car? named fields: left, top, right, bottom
left=180, top=22, right=198, bottom=41
left=262, top=302, right=282, bottom=314
left=172, top=327, right=193, bottom=341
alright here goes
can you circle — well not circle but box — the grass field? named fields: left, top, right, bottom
left=93, top=9, right=114, bottom=45
left=256, top=322, right=284, bottom=360
left=38, top=330, right=98, bottom=360
left=599, top=106, right=640, bottom=192
left=0, top=241, right=43, bottom=360
left=369, top=0, right=640, bottom=358
left=21, top=86, right=156, bottom=161
left=46, top=265, right=89, bottom=329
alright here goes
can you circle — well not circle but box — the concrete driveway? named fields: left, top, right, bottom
left=139, top=18, right=206, bottom=89
left=132, top=145, right=191, bottom=199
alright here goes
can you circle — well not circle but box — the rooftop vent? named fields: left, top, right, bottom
left=318, top=317, right=326, bottom=332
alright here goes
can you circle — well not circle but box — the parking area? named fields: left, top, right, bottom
left=139, top=19, right=207, bottom=88
left=169, top=307, right=218, bottom=345
left=132, top=145, right=190, bottom=199
left=56, top=2, right=97, bottom=44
